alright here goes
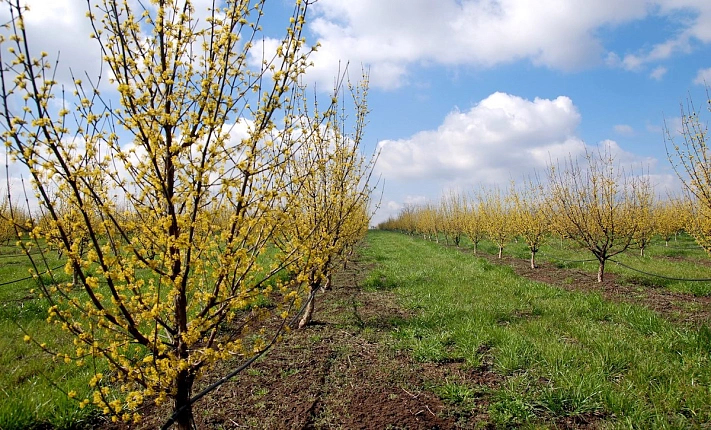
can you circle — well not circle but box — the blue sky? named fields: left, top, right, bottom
left=290, top=0, right=711, bottom=224
left=3, top=0, right=711, bottom=225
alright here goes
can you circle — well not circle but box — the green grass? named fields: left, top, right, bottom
left=0, top=243, right=99, bottom=429
left=465, top=232, right=711, bottom=296
left=363, top=230, right=711, bottom=428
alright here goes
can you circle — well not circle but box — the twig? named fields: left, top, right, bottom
left=401, top=387, right=420, bottom=399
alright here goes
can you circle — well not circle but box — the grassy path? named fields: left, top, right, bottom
left=363, top=230, right=711, bottom=428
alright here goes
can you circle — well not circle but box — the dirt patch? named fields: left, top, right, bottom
left=469, top=250, right=711, bottom=327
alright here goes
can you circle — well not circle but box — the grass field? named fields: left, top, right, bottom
left=3, top=231, right=711, bottom=428
left=362, top=230, right=711, bottom=428
left=0, top=242, right=99, bottom=429
left=467, top=232, right=711, bottom=297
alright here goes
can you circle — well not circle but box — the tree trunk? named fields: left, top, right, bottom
left=530, top=251, right=536, bottom=269
left=473, top=241, right=478, bottom=255
left=498, top=245, right=503, bottom=259
left=597, top=259, right=605, bottom=283
left=322, top=272, right=332, bottom=291
left=298, top=284, right=318, bottom=329
left=173, top=370, right=195, bottom=430
left=640, top=247, right=645, bottom=257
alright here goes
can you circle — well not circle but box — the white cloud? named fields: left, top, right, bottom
left=0, top=1, right=101, bottom=86
left=694, top=67, right=711, bottom=85
left=614, top=124, right=635, bottom=135
left=375, top=92, right=585, bottom=183
left=650, top=66, right=668, bottom=80
left=305, top=0, right=711, bottom=89
left=306, top=0, right=652, bottom=88
left=370, top=93, right=659, bottom=223
left=618, top=0, right=711, bottom=70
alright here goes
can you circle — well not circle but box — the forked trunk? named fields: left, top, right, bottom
left=322, top=272, right=332, bottom=291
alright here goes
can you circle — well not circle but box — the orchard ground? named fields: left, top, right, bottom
left=4, top=230, right=711, bottom=428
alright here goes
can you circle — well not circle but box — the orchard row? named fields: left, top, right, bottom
left=379, top=146, right=703, bottom=283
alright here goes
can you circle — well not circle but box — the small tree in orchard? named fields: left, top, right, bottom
left=277, top=74, right=374, bottom=329
left=462, top=192, right=486, bottom=255
left=547, top=147, right=650, bottom=282
left=510, top=178, right=550, bottom=269
left=0, top=193, right=24, bottom=246
left=0, top=0, right=335, bottom=427
left=480, top=186, right=512, bottom=259
left=396, top=204, right=418, bottom=235
left=440, top=191, right=465, bottom=247
left=665, top=94, right=711, bottom=253
left=632, top=184, right=655, bottom=257
left=655, top=198, right=686, bottom=246
left=414, top=203, right=439, bottom=241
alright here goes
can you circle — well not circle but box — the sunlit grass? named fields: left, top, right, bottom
left=0, top=243, right=98, bottom=429
left=363, top=230, right=711, bottom=428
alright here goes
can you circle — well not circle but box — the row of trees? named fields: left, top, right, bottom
left=0, top=0, right=374, bottom=428
left=379, top=147, right=690, bottom=282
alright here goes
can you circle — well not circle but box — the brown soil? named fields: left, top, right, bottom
left=471, top=250, right=711, bottom=327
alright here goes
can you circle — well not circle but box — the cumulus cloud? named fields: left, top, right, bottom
left=305, top=0, right=711, bottom=89
left=375, top=92, right=585, bottom=183
left=0, top=1, right=101, bottom=86
left=371, top=93, right=658, bottom=223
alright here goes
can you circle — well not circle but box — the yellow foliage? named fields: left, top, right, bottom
left=510, top=178, right=550, bottom=268
left=547, top=147, right=652, bottom=281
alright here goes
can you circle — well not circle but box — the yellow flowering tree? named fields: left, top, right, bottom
left=547, top=148, right=650, bottom=282
left=462, top=192, right=486, bottom=255
left=480, top=186, right=512, bottom=259
left=655, top=198, right=686, bottom=246
left=414, top=203, right=439, bottom=241
left=0, top=0, right=327, bottom=428
left=632, top=184, right=655, bottom=257
left=510, top=179, right=550, bottom=269
left=440, top=191, right=466, bottom=247
left=0, top=194, right=17, bottom=246
left=665, top=95, right=711, bottom=253
left=278, top=75, right=373, bottom=329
